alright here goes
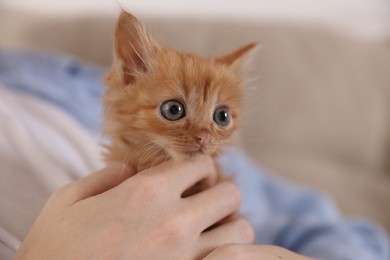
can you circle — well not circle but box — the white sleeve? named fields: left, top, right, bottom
left=0, top=87, right=104, bottom=258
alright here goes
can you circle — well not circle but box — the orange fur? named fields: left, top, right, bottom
left=103, top=11, right=256, bottom=190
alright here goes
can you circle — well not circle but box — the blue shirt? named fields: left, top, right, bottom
left=0, top=49, right=388, bottom=259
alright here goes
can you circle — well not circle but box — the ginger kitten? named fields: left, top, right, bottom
left=103, top=11, right=255, bottom=194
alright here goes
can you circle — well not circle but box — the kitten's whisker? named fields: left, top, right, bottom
left=121, top=146, right=135, bottom=176
left=137, top=144, right=158, bottom=171
left=149, top=149, right=168, bottom=171
left=120, top=138, right=153, bottom=171
left=121, top=145, right=133, bottom=166
left=130, top=137, right=165, bottom=171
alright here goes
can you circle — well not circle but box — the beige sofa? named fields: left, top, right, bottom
left=1, top=8, right=389, bottom=231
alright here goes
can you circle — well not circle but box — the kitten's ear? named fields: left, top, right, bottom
left=114, top=10, right=158, bottom=85
left=216, top=43, right=258, bottom=69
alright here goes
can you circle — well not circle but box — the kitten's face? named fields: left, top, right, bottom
left=104, top=11, right=255, bottom=163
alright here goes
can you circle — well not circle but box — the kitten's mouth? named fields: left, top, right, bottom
left=184, top=150, right=203, bottom=156
left=183, top=146, right=206, bottom=157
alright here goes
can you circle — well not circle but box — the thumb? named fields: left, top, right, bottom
left=61, top=163, right=136, bottom=204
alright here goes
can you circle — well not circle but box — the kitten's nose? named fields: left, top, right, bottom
left=195, top=129, right=211, bottom=146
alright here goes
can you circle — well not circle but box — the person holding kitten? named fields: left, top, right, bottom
left=1, top=11, right=389, bottom=260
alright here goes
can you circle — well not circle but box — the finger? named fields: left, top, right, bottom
left=139, top=156, right=216, bottom=195
left=201, top=218, right=255, bottom=244
left=201, top=244, right=253, bottom=260
left=184, top=181, right=242, bottom=231
left=60, top=163, right=135, bottom=204
left=203, top=245, right=314, bottom=260
left=199, top=217, right=254, bottom=254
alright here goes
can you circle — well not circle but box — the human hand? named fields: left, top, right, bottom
left=204, top=244, right=314, bottom=260
left=15, top=157, right=254, bottom=260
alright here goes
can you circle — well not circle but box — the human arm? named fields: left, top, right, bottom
left=15, top=158, right=254, bottom=260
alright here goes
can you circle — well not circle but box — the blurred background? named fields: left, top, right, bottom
left=1, top=0, right=390, bottom=231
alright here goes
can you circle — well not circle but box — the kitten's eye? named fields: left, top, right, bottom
left=160, top=100, right=186, bottom=121
left=213, top=107, right=231, bottom=127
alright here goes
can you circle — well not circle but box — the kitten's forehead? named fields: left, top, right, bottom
left=155, top=51, right=243, bottom=105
